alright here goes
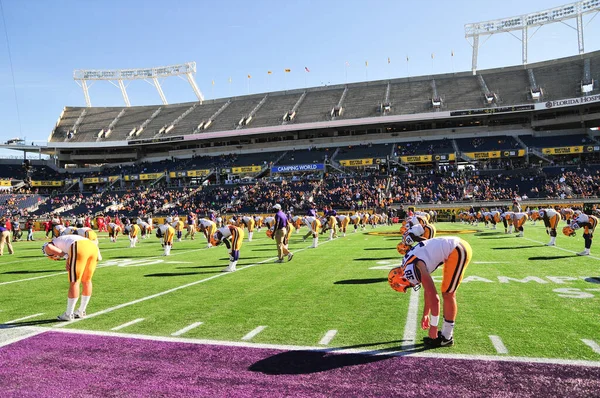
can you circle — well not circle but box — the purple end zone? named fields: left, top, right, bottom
left=0, top=332, right=599, bottom=398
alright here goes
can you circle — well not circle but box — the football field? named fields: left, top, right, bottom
left=1, top=221, right=599, bottom=395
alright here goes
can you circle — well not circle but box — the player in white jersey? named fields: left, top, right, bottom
left=501, top=211, right=514, bottom=234
left=303, top=216, right=321, bottom=248
left=61, top=226, right=77, bottom=236
left=263, top=216, right=276, bottom=229
left=512, top=212, right=529, bottom=237
left=566, top=212, right=599, bottom=256
left=198, top=218, right=217, bottom=248
left=388, top=237, right=472, bottom=347
left=538, top=209, right=561, bottom=246
left=336, top=214, right=350, bottom=237
left=349, top=213, right=362, bottom=232
left=42, top=235, right=99, bottom=321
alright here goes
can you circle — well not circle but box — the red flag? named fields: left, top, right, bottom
left=305, top=66, right=310, bottom=72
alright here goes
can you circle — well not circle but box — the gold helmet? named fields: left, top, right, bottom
left=388, top=267, right=413, bottom=293
left=562, top=225, right=576, bottom=237
left=396, top=242, right=412, bottom=255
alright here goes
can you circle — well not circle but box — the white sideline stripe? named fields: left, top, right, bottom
left=523, top=237, right=600, bottom=261
left=401, top=288, right=419, bottom=349
left=489, top=335, right=509, bottom=354
left=171, top=322, right=203, bottom=336
left=110, top=318, right=145, bottom=331
left=53, top=239, right=338, bottom=328
left=49, top=327, right=600, bottom=368
left=582, top=339, right=600, bottom=354
left=319, top=330, right=338, bottom=345
left=242, top=326, right=267, bottom=341
left=0, top=327, right=49, bottom=348
left=4, top=313, right=45, bottom=324
left=0, top=246, right=212, bottom=287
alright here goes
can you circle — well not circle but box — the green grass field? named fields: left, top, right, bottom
left=1, top=221, right=599, bottom=361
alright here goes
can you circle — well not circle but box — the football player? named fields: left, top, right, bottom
left=212, top=224, right=244, bottom=272
left=303, top=215, right=321, bottom=248
left=240, top=215, right=255, bottom=241
left=350, top=212, right=362, bottom=232
left=42, top=234, right=100, bottom=321
left=336, top=214, right=350, bottom=237
left=565, top=212, right=598, bottom=256
left=124, top=221, right=141, bottom=248
left=198, top=218, right=217, bottom=248
left=501, top=211, right=514, bottom=234
left=137, top=217, right=151, bottom=239
left=388, top=237, right=472, bottom=347
left=107, top=222, right=121, bottom=243
left=52, top=218, right=66, bottom=238
left=538, top=208, right=561, bottom=246
left=156, top=220, right=175, bottom=256
left=512, top=212, right=529, bottom=237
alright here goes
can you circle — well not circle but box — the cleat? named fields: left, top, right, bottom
left=423, top=333, right=454, bottom=348
left=274, top=259, right=284, bottom=263
left=287, top=252, right=294, bottom=262
left=545, top=242, right=555, bottom=246
left=74, top=310, right=86, bottom=319
left=57, top=312, right=74, bottom=322
left=577, top=251, right=590, bottom=256
left=221, top=265, right=236, bottom=272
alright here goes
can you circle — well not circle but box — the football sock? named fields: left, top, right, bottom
left=248, top=232, right=253, bottom=241
left=441, top=319, right=455, bottom=340
left=66, top=297, right=78, bottom=315
left=79, top=295, right=91, bottom=312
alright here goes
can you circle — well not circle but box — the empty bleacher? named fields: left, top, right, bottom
left=519, top=133, right=593, bottom=148
left=103, top=106, right=159, bottom=141
left=340, top=84, right=387, bottom=119
left=395, top=139, right=455, bottom=156
left=387, top=80, right=432, bottom=114
left=292, top=89, right=345, bottom=124
left=334, top=144, right=392, bottom=160
left=245, top=94, right=302, bottom=128
left=52, top=108, right=83, bottom=141
left=168, top=101, right=225, bottom=136
left=435, top=76, right=482, bottom=110
left=534, top=59, right=583, bottom=100
left=480, top=69, right=530, bottom=105
left=455, top=136, right=522, bottom=152
left=276, top=148, right=331, bottom=165
left=71, top=108, right=123, bottom=142
left=206, top=98, right=263, bottom=132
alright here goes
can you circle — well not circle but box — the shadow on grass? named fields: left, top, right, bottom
left=334, top=278, right=388, bottom=285
left=144, top=271, right=218, bottom=277
left=354, top=257, right=398, bottom=261
left=474, top=231, right=504, bottom=236
left=2, top=270, right=59, bottom=274
left=479, top=236, right=514, bottom=239
left=248, top=340, right=428, bottom=375
left=584, top=277, right=600, bottom=283
left=176, top=265, right=223, bottom=269
left=492, top=245, right=541, bottom=250
left=0, top=319, right=58, bottom=329
left=363, top=247, right=395, bottom=251
left=529, top=255, right=574, bottom=260
left=219, top=256, right=264, bottom=261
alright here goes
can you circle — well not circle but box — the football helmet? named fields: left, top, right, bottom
left=388, top=267, right=413, bottom=293
left=166, top=216, right=173, bottom=223
left=266, top=229, right=274, bottom=238
left=562, top=225, right=576, bottom=237
left=537, top=210, right=545, bottom=219
left=397, top=242, right=412, bottom=255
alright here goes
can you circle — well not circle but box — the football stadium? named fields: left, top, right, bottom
left=1, top=1, right=600, bottom=396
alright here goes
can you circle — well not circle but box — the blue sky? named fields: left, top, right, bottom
left=0, top=0, right=598, bottom=152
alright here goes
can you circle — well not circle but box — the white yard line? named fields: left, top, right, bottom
left=582, top=339, right=600, bottom=354
left=0, top=327, right=49, bottom=348
left=171, top=322, right=203, bottom=336
left=110, top=318, right=145, bottom=331
left=47, top=327, right=600, bottom=368
left=0, top=246, right=211, bottom=287
left=241, top=326, right=267, bottom=341
left=319, top=330, right=338, bottom=345
left=523, top=238, right=600, bottom=261
left=401, top=288, right=420, bottom=349
left=53, top=239, right=337, bottom=328
left=4, top=313, right=45, bottom=324
left=489, top=335, right=509, bottom=354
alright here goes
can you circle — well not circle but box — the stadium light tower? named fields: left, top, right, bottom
left=465, top=0, right=600, bottom=74
left=73, top=62, right=205, bottom=107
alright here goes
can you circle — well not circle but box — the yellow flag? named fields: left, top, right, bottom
left=211, top=80, right=215, bottom=86
left=247, top=74, right=251, bottom=79
left=431, top=53, right=435, bottom=59
left=268, top=71, right=272, bottom=75
left=284, top=68, right=291, bottom=73
left=365, top=61, right=368, bottom=67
